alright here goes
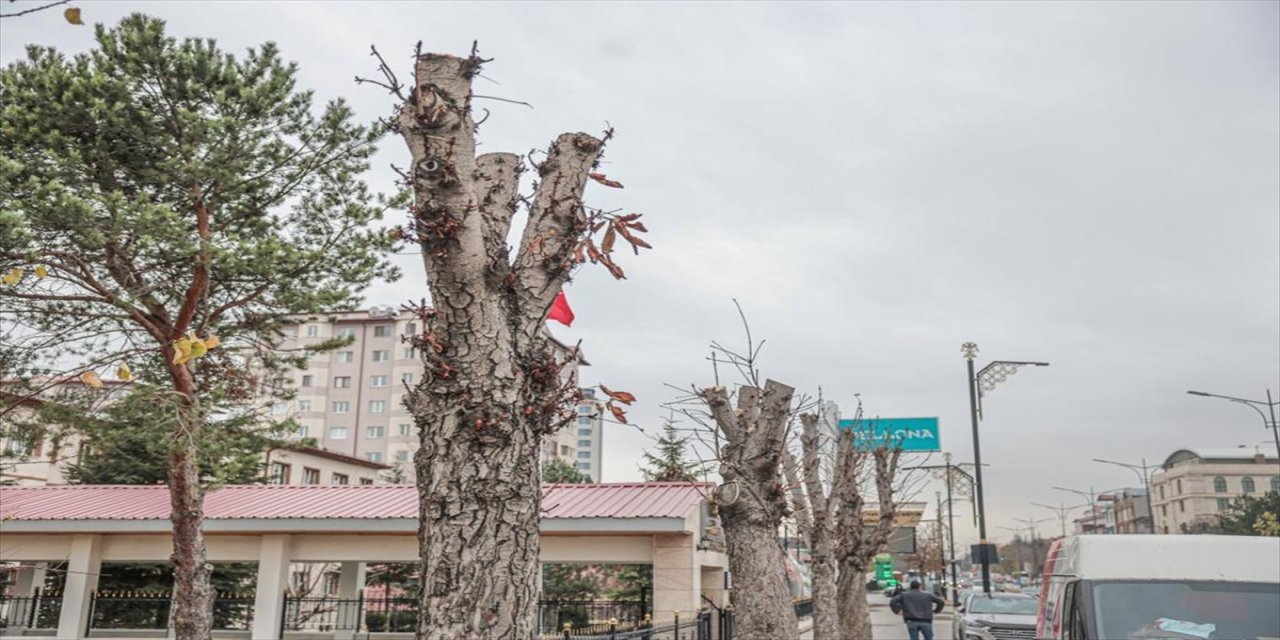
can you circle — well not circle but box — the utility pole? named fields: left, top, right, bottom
left=962, top=342, right=1049, bottom=594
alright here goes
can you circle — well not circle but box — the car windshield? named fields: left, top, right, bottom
left=966, top=595, right=1038, bottom=615
left=1091, top=580, right=1280, bottom=640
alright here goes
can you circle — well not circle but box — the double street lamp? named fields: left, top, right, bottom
left=962, top=342, right=1049, bottom=595
left=1092, top=457, right=1157, bottom=533
left=1031, top=502, right=1074, bottom=538
left=1186, top=389, right=1280, bottom=462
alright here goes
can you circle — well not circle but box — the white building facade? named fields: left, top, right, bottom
left=1150, top=448, right=1280, bottom=534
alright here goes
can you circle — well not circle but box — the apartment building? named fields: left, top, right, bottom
left=285, top=308, right=591, bottom=481
left=570, top=388, right=605, bottom=481
left=1150, top=447, right=1280, bottom=534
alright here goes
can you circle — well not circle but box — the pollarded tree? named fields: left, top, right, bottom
left=0, top=15, right=399, bottom=639
left=371, top=46, right=648, bottom=637
left=834, top=444, right=902, bottom=639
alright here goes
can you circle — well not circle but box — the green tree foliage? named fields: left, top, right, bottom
left=1211, top=491, right=1280, bottom=536
left=542, top=457, right=592, bottom=484
left=0, top=14, right=400, bottom=637
left=640, top=420, right=703, bottom=482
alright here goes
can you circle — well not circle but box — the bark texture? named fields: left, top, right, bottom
left=700, top=381, right=798, bottom=640
left=835, top=446, right=901, bottom=639
left=782, top=414, right=859, bottom=640
left=396, top=51, right=605, bottom=638
left=168, top=448, right=213, bottom=640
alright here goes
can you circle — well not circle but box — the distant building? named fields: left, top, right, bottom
left=1107, top=487, right=1152, bottom=534
left=1149, top=448, right=1280, bottom=534
left=282, top=308, right=589, bottom=481
left=569, top=388, right=604, bottom=481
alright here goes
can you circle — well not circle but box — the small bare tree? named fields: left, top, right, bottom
left=834, top=444, right=902, bottom=639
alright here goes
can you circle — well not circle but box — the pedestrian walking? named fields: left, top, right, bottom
left=889, top=580, right=946, bottom=640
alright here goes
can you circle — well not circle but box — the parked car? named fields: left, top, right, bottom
left=954, top=592, right=1038, bottom=640
left=1036, top=535, right=1280, bottom=640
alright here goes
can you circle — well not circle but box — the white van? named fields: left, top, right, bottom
left=1036, top=535, right=1280, bottom=640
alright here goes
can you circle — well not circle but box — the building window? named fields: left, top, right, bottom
left=1178, top=500, right=1185, bottom=512
left=1159, top=485, right=1165, bottom=500
left=560, top=445, right=572, bottom=456
left=329, top=426, right=349, bottom=440
left=395, top=450, right=410, bottom=463
left=372, top=350, right=390, bottom=362
left=577, top=417, right=593, bottom=425
left=398, top=423, right=413, bottom=437
left=291, top=571, right=309, bottom=593
left=1160, top=505, right=1167, bottom=517
left=578, top=428, right=592, bottom=436
left=1217, top=498, right=1230, bottom=511
left=334, top=376, right=352, bottom=389
left=369, top=400, right=386, bottom=413
left=367, top=426, right=385, bottom=439
left=331, top=473, right=349, bottom=485
left=323, top=572, right=340, bottom=596
left=271, top=403, right=287, bottom=416
left=578, top=440, right=592, bottom=448
left=1272, top=476, right=1280, bottom=493
left=371, top=375, right=388, bottom=388
left=268, top=462, right=291, bottom=485
left=303, top=468, right=320, bottom=485
left=359, top=478, right=374, bottom=485
left=305, top=325, right=318, bottom=337
left=332, top=401, right=350, bottom=414
left=338, top=327, right=356, bottom=338
left=296, top=425, right=309, bottom=438
left=336, top=351, right=355, bottom=363
left=577, top=462, right=591, bottom=470
left=374, top=325, right=392, bottom=338
left=298, top=400, right=312, bottom=412
left=1175, top=479, right=1182, bottom=494
left=581, top=388, right=596, bottom=399
left=1242, top=476, right=1255, bottom=494
left=577, top=406, right=593, bottom=415
left=402, top=347, right=417, bottom=359
left=366, top=452, right=383, bottom=463
left=1213, top=476, right=1227, bottom=492
left=577, top=451, right=591, bottom=459
left=402, top=372, right=415, bottom=385
left=301, top=375, right=313, bottom=387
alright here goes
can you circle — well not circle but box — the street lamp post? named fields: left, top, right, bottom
left=1186, top=389, right=1280, bottom=462
left=962, top=342, right=1049, bottom=595
left=1031, top=502, right=1073, bottom=538
left=1092, top=457, right=1157, bottom=533
left=906, top=454, right=976, bottom=606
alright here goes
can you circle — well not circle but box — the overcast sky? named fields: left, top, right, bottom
left=4, top=1, right=1277, bottom=547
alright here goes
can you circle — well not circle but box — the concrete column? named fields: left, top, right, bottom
left=252, top=534, right=293, bottom=640
left=57, top=535, right=102, bottom=640
left=334, top=561, right=366, bottom=639
left=652, top=534, right=700, bottom=625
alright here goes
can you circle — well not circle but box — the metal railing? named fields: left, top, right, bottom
left=793, top=597, right=813, bottom=620
left=538, top=599, right=650, bottom=634
left=0, top=590, right=61, bottom=632
left=84, top=591, right=255, bottom=631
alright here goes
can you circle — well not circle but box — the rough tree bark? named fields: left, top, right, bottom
left=835, top=446, right=901, bottom=639
left=394, top=51, right=622, bottom=638
left=782, top=413, right=859, bottom=640
left=699, top=381, right=799, bottom=640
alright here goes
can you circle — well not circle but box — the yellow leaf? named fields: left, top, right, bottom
left=203, top=336, right=220, bottom=350
left=35, top=265, right=48, bottom=279
left=78, top=371, right=103, bottom=388
left=117, top=363, right=132, bottom=381
left=189, top=338, right=208, bottom=359
left=64, top=7, right=83, bottom=25
left=172, top=338, right=193, bottom=364
left=3, top=267, right=23, bottom=285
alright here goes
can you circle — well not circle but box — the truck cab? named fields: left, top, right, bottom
left=1036, top=535, right=1280, bottom=640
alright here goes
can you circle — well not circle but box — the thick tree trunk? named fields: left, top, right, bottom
left=169, top=445, right=213, bottom=640
left=412, top=396, right=541, bottom=638
left=700, top=381, right=798, bottom=640
left=809, top=530, right=838, bottom=640
left=396, top=48, right=608, bottom=639
left=836, top=564, right=872, bottom=640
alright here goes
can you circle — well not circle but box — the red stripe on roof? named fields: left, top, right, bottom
left=0, top=482, right=711, bottom=521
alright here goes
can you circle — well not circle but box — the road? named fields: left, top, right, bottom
left=799, top=593, right=954, bottom=640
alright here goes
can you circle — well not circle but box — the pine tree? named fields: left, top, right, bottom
left=542, top=457, right=592, bottom=484
left=0, top=15, right=399, bottom=638
left=640, top=420, right=703, bottom=482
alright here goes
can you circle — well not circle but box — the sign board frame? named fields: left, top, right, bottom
left=839, top=417, right=941, bottom=453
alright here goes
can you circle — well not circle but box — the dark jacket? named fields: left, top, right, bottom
left=889, top=589, right=946, bottom=622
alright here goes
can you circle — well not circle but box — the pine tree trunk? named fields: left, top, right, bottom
left=168, top=446, right=213, bottom=640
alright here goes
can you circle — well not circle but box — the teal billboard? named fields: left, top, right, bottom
left=839, top=417, right=941, bottom=452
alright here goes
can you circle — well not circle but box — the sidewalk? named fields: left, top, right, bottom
left=799, top=594, right=954, bottom=640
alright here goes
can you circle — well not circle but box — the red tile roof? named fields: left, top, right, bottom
left=0, top=482, right=710, bottom=521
